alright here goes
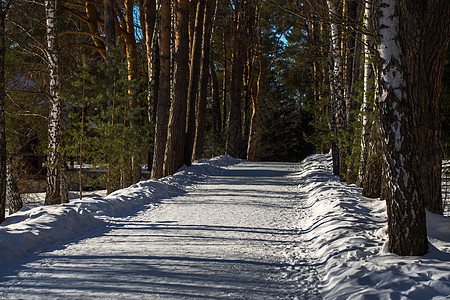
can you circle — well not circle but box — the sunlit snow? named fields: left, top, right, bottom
left=0, top=154, right=449, bottom=299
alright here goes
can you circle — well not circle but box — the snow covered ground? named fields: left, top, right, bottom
left=0, top=154, right=449, bottom=299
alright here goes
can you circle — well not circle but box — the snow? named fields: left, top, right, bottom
left=0, top=154, right=449, bottom=299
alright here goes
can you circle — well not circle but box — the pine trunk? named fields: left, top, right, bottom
left=163, top=0, right=189, bottom=176
left=104, top=0, right=119, bottom=194
left=0, top=6, right=7, bottom=223
left=401, top=0, right=449, bottom=215
left=193, top=0, right=216, bottom=161
left=377, top=0, right=428, bottom=256
left=144, top=0, right=158, bottom=172
left=184, top=0, right=206, bottom=166
left=151, top=0, right=171, bottom=179
left=85, top=1, right=106, bottom=60
left=227, top=2, right=245, bottom=158
left=45, top=0, right=67, bottom=205
left=210, top=62, right=222, bottom=135
left=124, top=0, right=142, bottom=185
left=222, top=31, right=228, bottom=134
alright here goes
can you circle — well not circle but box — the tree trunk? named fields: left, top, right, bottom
left=247, top=53, right=261, bottom=161
left=0, top=5, right=7, bottom=223
left=85, top=1, right=106, bottom=60
left=328, top=30, right=339, bottom=176
left=246, top=0, right=259, bottom=161
left=163, top=0, right=189, bottom=176
left=184, top=0, right=206, bottom=166
left=151, top=0, right=171, bottom=179
left=376, top=0, right=428, bottom=256
left=104, top=0, right=120, bottom=194
left=227, top=1, right=245, bottom=158
left=222, top=30, right=228, bottom=134
left=401, top=0, right=449, bottom=214
left=193, top=0, right=216, bottom=161
left=359, top=0, right=381, bottom=198
left=327, top=0, right=346, bottom=180
left=210, top=61, right=222, bottom=135
left=6, top=158, right=22, bottom=214
left=144, top=0, right=158, bottom=172
left=343, top=0, right=360, bottom=184
left=124, top=0, right=142, bottom=185
left=45, top=0, right=67, bottom=205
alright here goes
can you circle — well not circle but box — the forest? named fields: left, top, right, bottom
left=0, top=0, right=449, bottom=257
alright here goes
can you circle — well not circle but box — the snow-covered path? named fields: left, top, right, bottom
left=0, top=161, right=318, bottom=299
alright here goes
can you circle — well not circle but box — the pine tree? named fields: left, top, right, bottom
left=164, top=0, right=189, bottom=176
left=184, top=0, right=206, bottom=166
left=401, top=0, right=449, bottom=214
left=227, top=0, right=245, bottom=158
left=193, top=0, right=216, bottom=161
left=151, top=0, right=171, bottom=179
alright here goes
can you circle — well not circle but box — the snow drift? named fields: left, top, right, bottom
left=0, top=156, right=241, bottom=268
left=295, top=154, right=450, bottom=299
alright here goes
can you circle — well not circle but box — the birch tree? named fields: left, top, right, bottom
left=359, top=0, right=381, bottom=197
left=326, top=0, right=344, bottom=178
left=376, top=0, right=427, bottom=255
left=45, top=0, right=68, bottom=205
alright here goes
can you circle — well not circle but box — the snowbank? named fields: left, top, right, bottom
left=296, top=154, right=450, bottom=299
left=0, top=156, right=241, bottom=267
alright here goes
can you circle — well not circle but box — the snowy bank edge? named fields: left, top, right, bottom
left=296, top=153, right=450, bottom=299
left=0, top=155, right=242, bottom=267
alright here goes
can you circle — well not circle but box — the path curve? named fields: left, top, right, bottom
left=0, top=161, right=320, bottom=299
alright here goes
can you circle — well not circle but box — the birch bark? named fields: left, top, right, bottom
left=45, top=0, right=68, bottom=205
left=327, top=0, right=344, bottom=177
left=377, top=0, right=428, bottom=255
